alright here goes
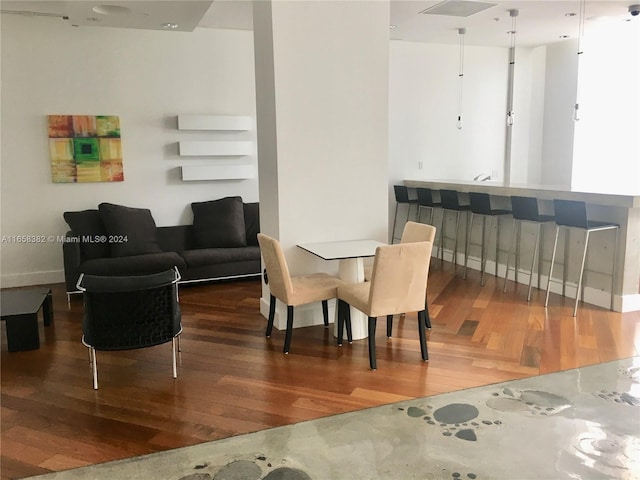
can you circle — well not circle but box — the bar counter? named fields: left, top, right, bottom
left=405, top=180, right=640, bottom=313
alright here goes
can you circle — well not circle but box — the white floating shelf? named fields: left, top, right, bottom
left=177, top=114, right=251, bottom=131
left=181, top=164, right=255, bottom=181
left=178, top=141, right=252, bottom=156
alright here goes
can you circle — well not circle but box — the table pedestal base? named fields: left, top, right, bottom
left=334, top=257, right=368, bottom=341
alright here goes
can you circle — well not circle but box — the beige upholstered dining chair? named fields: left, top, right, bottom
left=257, top=233, right=344, bottom=354
left=337, top=241, right=433, bottom=370
left=364, top=221, right=436, bottom=280
left=364, top=221, right=436, bottom=329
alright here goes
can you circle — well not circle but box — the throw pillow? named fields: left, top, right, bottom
left=98, top=203, right=162, bottom=257
left=63, top=209, right=110, bottom=260
left=191, top=196, right=247, bottom=248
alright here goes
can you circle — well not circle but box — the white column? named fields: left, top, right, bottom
left=253, top=1, right=390, bottom=330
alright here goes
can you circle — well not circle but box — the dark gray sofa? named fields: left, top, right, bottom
left=63, top=197, right=261, bottom=298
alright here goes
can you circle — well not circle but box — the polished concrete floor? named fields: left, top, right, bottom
left=28, top=357, right=640, bottom=480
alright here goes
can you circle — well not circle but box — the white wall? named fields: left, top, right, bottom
left=510, top=46, right=547, bottom=185
left=0, top=15, right=258, bottom=287
left=572, top=20, right=640, bottom=193
left=389, top=41, right=509, bottom=187
left=540, top=39, right=579, bottom=188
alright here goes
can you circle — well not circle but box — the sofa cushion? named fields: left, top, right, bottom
left=98, top=203, right=162, bottom=257
left=63, top=209, right=110, bottom=260
left=243, top=202, right=260, bottom=246
left=181, top=246, right=260, bottom=268
left=191, top=196, right=247, bottom=248
left=80, top=252, right=186, bottom=277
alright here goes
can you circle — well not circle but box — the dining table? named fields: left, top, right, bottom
left=297, top=239, right=386, bottom=340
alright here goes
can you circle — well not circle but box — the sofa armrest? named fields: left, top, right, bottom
left=243, top=202, right=260, bottom=246
left=63, top=230, right=82, bottom=292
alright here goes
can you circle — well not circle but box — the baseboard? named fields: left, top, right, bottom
left=1, top=270, right=64, bottom=288
left=620, top=294, right=640, bottom=313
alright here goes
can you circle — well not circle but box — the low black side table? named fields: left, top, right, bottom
left=1, top=288, right=53, bottom=352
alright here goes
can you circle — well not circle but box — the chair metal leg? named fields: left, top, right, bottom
left=283, top=305, right=294, bottom=354
left=545, top=225, right=560, bottom=308
left=172, top=337, right=178, bottom=379
left=368, top=316, right=377, bottom=370
left=434, top=208, right=443, bottom=270
left=504, top=219, right=518, bottom=293
left=90, top=347, right=98, bottom=390
left=573, top=230, right=590, bottom=317
left=438, top=210, right=446, bottom=267
left=425, top=291, right=432, bottom=329
left=562, top=228, right=570, bottom=298
left=527, top=222, right=541, bottom=302
left=345, top=304, right=353, bottom=343
left=516, top=220, right=521, bottom=285
left=480, top=215, right=488, bottom=286
left=453, top=211, right=461, bottom=270
left=611, top=228, right=619, bottom=311
left=537, top=223, right=544, bottom=290
left=392, top=203, right=400, bottom=244
left=266, top=294, right=276, bottom=337
left=494, top=216, right=500, bottom=278
left=417, top=310, right=429, bottom=361
left=464, top=212, right=474, bottom=279
left=322, top=300, right=329, bottom=327
left=386, top=315, right=393, bottom=337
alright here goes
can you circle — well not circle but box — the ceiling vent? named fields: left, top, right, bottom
left=420, top=1, right=497, bottom=17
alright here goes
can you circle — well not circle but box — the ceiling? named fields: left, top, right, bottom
left=1, top=0, right=637, bottom=47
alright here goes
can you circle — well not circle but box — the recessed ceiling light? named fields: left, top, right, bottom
left=92, top=5, right=131, bottom=16
left=162, top=23, right=179, bottom=29
left=559, top=35, right=570, bottom=38
left=389, top=25, right=397, bottom=29
left=565, top=12, right=577, bottom=17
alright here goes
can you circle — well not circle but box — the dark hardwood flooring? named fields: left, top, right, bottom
left=2, top=264, right=639, bottom=479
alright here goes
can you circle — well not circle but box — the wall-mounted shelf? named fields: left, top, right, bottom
left=181, top=164, right=255, bottom=181
left=177, top=114, right=251, bottom=131
left=178, top=141, right=252, bottom=156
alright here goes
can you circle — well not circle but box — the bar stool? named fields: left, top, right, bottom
left=438, top=189, right=470, bottom=269
left=544, top=199, right=619, bottom=316
left=392, top=185, right=418, bottom=243
left=503, top=196, right=555, bottom=301
left=416, top=187, right=442, bottom=225
left=464, top=192, right=512, bottom=285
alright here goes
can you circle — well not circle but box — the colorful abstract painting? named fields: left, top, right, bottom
left=48, top=115, right=124, bottom=183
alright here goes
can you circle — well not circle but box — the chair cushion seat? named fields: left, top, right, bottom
left=289, top=273, right=343, bottom=306
left=181, top=246, right=260, bottom=267
left=586, top=220, right=619, bottom=230
left=337, top=282, right=371, bottom=314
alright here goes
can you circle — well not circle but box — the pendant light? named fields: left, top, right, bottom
left=506, top=9, right=518, bottom=127
left=457, top=28, right=466, bottom=130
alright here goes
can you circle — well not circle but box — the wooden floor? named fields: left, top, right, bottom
left=2, top=264, right=639, bottom=479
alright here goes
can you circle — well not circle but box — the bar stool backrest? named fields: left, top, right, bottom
left=416, top=187, right=436, bottom=207
left=469, top=192, right=492, bottom=215
left=511, top=196, right=540, bottom=221
left=394, top=185, right=410, bottom=203
left=440, top=189, right=462, bottom=210
left=553, top=199, right=589, bottom=229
